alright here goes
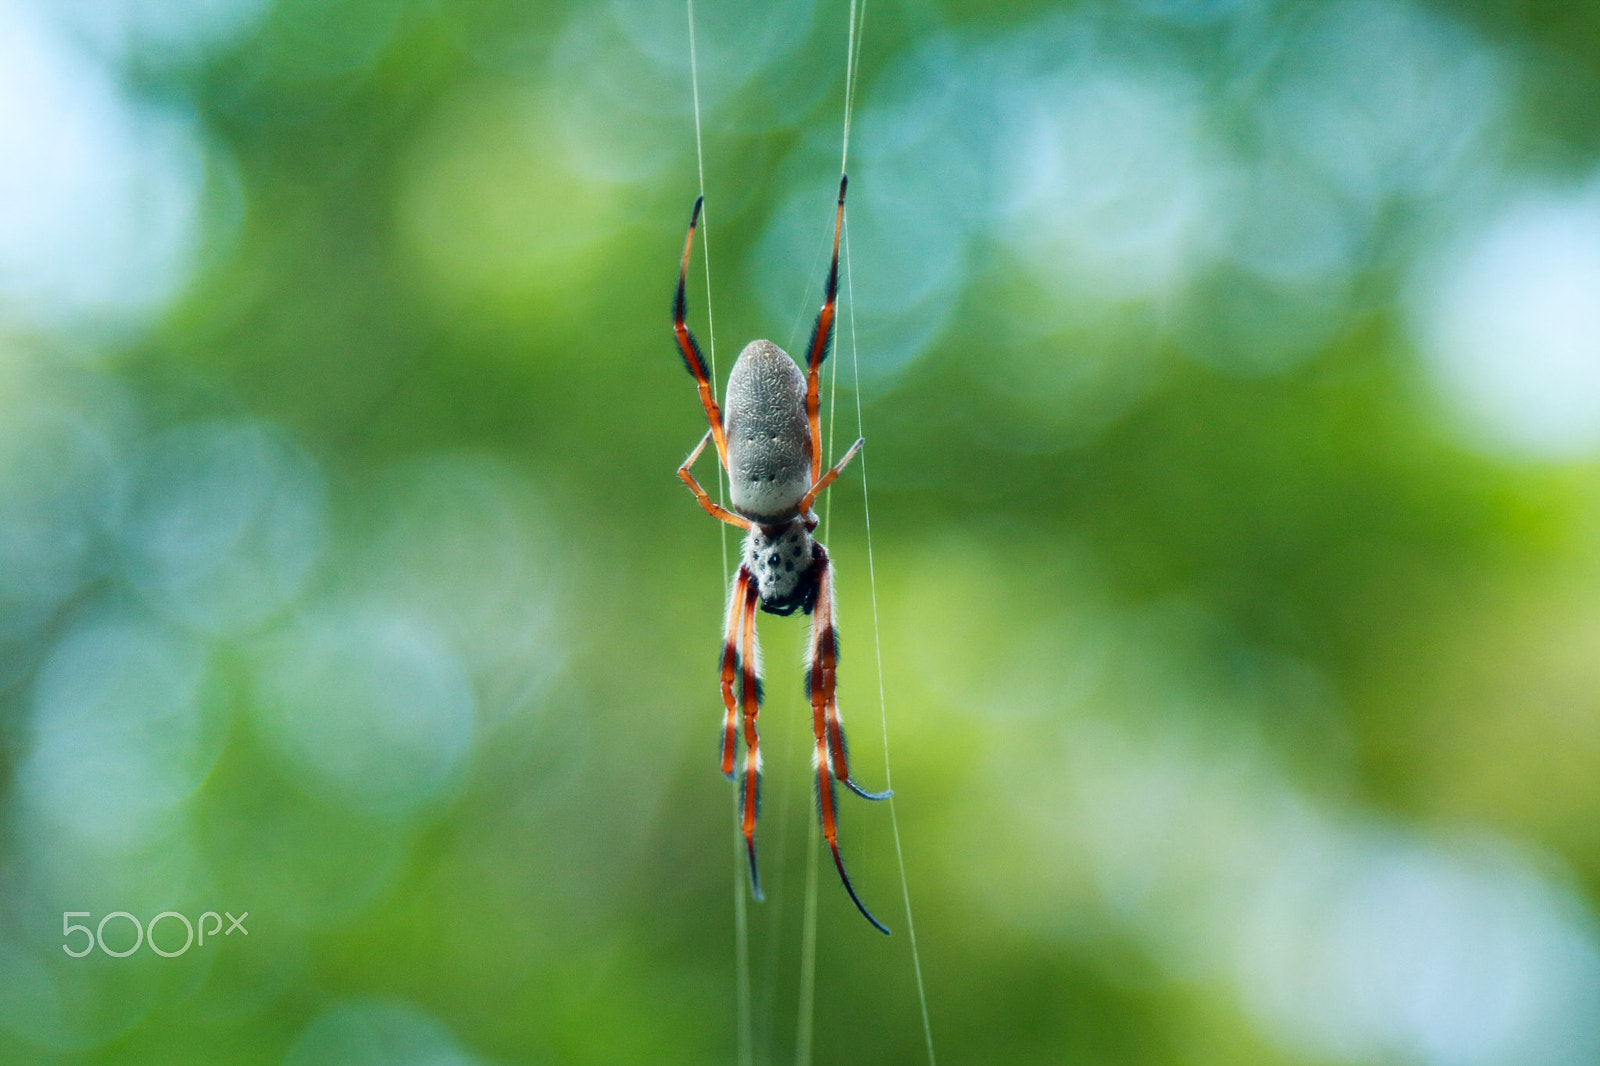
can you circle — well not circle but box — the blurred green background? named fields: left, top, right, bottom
left=4, top=0, right=1600, bottom=1062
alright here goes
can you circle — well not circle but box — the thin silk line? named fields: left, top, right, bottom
left=687, top=5, right=751, bottom=1065
left=686, top=2, right=724, bottom=545
left=840, top=6, right=936, bottom=1055
left=754, top=683, right=804, bottom=1061
left=796, top=156, right=847, bottom=1066
left=796, top=231, right=841, bottom=1066
left=731, top=774, right=753, bottom=1066
left=793, top=815, right=821, bottom=1066
left=841, top=0, right=861, bottom=173
left=798, top=1, right=865, bottom=1061
left=843, top=220, right=938, bottom=1066
left=685, top=0, right=725, bottom=569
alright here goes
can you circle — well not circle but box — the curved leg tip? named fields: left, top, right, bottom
left=745, top=839, right=764, bottom=903
left=829, top=842, right=891, bottom=935
left=844, top=778, right=892, bottom=802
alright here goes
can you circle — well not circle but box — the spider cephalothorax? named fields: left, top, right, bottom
left=744, top=520, right=818, bottom=617
left=671, top=175, right=891, bottom=934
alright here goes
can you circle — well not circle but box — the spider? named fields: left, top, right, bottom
left=672, top=174, right=892, bottom=935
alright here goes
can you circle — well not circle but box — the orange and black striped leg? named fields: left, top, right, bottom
left=680, top=431, right=752, bottom=530
left=802, top=174, right=848, bottom=484
left=808, top=550, right=891, bottom=803
left=719, top=567, right=753, bottom=777
left=674, top=196, right=730, bottom=467
left=812, top=730, right=890, bottom=936
left=736, top=575, right=765, bottom=900
left=807, top=551, right=891, bottom=935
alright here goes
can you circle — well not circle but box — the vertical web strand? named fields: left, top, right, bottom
left=840, top=0, right=862, bottom=173
left=838, top=0, right=938, bottom=1060
left=793, top=812, right=821, bottom=1066
left=686, top=5, right=751, bottom=1066
left=685, top=2, right=722, bottom=548
left=793, top=0, right=857, bottom=1056
left=797, top=1, right=865, bottom=1062
left=843, top=223, right=938, bottom=1066
left=797, top=122, right=847, bottom=1066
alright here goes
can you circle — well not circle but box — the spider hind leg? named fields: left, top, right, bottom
left=802, top=641, right=892, bottom=802
left=719, top=568, right=752, bottom=778
left=807, top=553, right=891, bottom=802
left=807, top=548, right=891, bottom=933
left=742, top=751, right=764, bottom=901
left=815, top=745, right=890, bottom=935
left=736, top=571, right=765, bottom=901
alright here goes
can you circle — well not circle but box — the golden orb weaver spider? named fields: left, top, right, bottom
left=672, top=174, right=891, bottom=935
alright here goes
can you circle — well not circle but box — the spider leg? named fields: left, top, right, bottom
left=799, top=436, right=863, bottom=521
left=807, top=550, right=891, bottom=935
left=719, top=567, right=752, bottom=776
left=808, top=548, right=891, bottom=802
left=674, top=196, right=730, bottom=467
left=736, top=574, right=766, bottom=901
left=802, top=175, right=847, bottom=485
left=814, top=737, right=891, bottom=936
left=680, top=431, right=752, bottom=529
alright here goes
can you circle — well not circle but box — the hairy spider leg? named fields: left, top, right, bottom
left=808, top=553, right=891, bottom=803
left=720, top=566, right=752, bottom=776
left=802, top=174, right=847, bottom=485
left=674, top=196, right=730, bottom=468
left=807, top=550, right=891, bottom=935
left=799, top=437, right=864, bottom=522
left=737, top=576, right=765, bottom=900
left=680, top=430, right=753, bottom=529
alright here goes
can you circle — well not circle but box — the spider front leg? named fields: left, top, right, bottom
left=674, top=197, right=731, bottom=467
left=799, top=437, right=863, bottom=526
left=680, top=430, right=752, bottom=530
left=802, top=175, right=848, bottom=485
left=807, top=549, right=891, bottom=935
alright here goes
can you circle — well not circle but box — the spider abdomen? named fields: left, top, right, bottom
left=725, top=340, right=812, bottom=522
left=744, top=519, right=818, bottom=616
